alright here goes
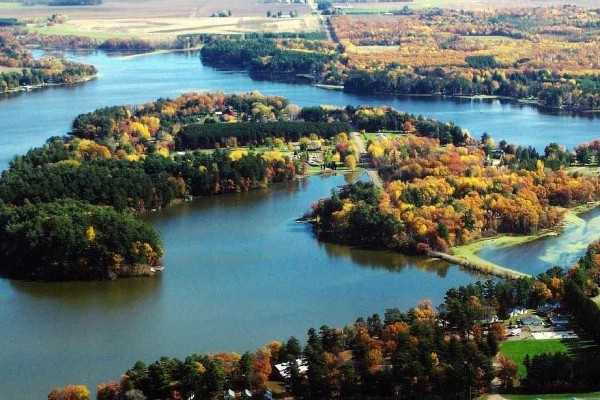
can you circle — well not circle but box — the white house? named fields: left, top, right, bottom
left=508, top=306, right=527, bottom=318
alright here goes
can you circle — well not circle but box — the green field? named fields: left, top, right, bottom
left=0, top=2, right=21, bottom=8
left=500, top=339, right=599, bottom=379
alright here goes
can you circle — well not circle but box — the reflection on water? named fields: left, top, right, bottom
left=321, top=242, right=452, bottom=278
left=9, top=275, right=163, bottom=307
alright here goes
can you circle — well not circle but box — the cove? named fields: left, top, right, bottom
left=1, top=50, right=600, bottom=398
left=0, top=173, right=478, bottom=399
left=477, top=207, right=600, bottom=276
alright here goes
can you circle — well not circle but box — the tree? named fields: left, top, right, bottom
left=344, top=154, right=357, bottom=171
left=497, top=354, right=518, bottom=389
left=576, top=145, right=593, bottom=165
left=48, top=385, right=90, bottom=400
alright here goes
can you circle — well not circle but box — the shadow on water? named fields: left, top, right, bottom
left=320, top=241, right=453, bottom=278
left=8, top=274, right=163, bottom=307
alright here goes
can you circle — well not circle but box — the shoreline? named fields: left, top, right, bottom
left=3, top=74, right=97, bottom=94
left=116, top=46, right=202, bottom=60
left=447, top=202, right=600, bottom=277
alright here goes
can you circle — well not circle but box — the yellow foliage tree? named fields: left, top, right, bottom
left=131, top=122, right=151, bottom=140
left=229, top=149, right=248, bottom=161
left=344, top=154, right=357, bottom=171
left=86, top=226, right=96, bottom=242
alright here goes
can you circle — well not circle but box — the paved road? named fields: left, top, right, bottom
left=351, top=131, right=384, bottom=188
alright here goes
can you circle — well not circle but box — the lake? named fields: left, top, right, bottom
left=1, top=50, right=599, bottom=399
left=1, top=50, right=599, bottom=170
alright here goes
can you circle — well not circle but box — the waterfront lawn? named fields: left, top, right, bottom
left=500, top=339, right=599, bottom=379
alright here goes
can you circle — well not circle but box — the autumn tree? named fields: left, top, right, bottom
left=48, top=385, right=90, bottom=400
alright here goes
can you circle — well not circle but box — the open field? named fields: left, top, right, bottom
left=499, top=339, right=599, bottom=379
left=29, top=15, right=321, bottom=42
left=2, top=0, right=318, bottom=41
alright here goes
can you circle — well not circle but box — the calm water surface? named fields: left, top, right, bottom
left=0, top=174, right=478, bottom=399
left=478, top=207, right=600, bottom=275
left=0, top=50, right=599, bottom=399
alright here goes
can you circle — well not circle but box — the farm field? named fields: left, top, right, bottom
left=1, top=0, right=317, bottom=40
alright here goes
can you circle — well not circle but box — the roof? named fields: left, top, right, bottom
left=522, top=315, right=543, bottom=325
left=274, top=359, right=308, bottom=379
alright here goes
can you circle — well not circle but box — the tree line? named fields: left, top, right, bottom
left=180, top=121, right=350, bottom=149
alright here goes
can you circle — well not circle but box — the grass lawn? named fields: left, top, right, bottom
left=500, top=339, right=599, bottom=379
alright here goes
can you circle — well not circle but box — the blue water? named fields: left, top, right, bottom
left=0, top=50, right=599, bottom=399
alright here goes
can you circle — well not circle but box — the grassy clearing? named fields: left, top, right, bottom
left=566, top=165, right=600, bottom=177
left=500, top=339, right=599, bottom=379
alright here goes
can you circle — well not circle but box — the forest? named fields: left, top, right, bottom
left=311, top=131, right=600, bottom=254
left=200, top=39, right=337, bottom=78
left=332, top=7, right=600, bottom=110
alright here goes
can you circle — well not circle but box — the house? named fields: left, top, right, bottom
left=536, top=301, right=561, bottom=317
left=263, top=390, right=273, bottom=400
left=479, top=314, right=499, bottom=326
left=224, top=389, right=236, bottom=399
left=241, top=389, right=252, bottom=399
left=550, top=315, right=570, bottom=326
left=274, top=359, right=308, bottom=380
left=521, top=315, right=544, bottom=326
left=508, top=306, right=527, bottom=318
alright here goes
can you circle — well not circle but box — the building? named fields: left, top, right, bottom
left=508, top=306, right=527, bottom=318
left=273, top=359, right=308, bottom=380
left=521, top=315, right=544, bottom=326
